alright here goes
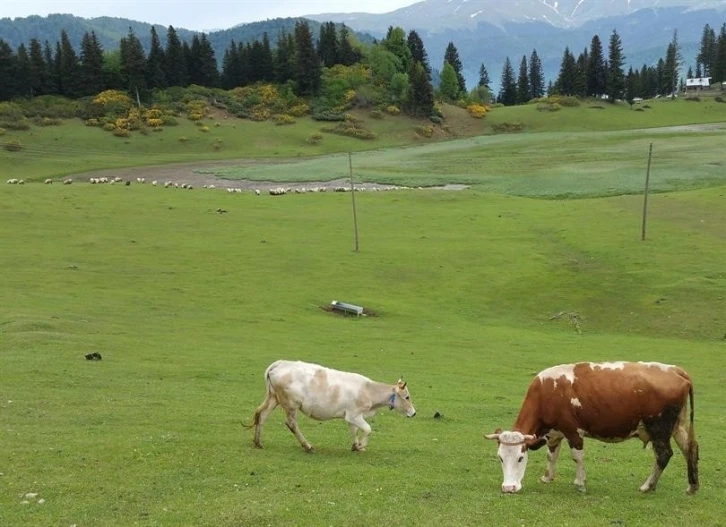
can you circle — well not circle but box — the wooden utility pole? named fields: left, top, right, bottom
left=641, top=143, right=653, bottom=241
left=349, top=152, right=359, bottom=252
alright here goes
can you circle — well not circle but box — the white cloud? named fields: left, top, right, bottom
left=1, top=0, right=421, bottom=31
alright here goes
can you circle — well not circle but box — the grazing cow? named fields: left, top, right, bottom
left=245, top=360, right=416, bottom=452
left=485, top=361, right=698, bottom=495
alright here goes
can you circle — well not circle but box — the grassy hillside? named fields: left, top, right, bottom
left=1, top=182, right=725, bottom=526
left=3, top=97, right=726, bottom=185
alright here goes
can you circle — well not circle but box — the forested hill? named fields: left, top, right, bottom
left=0, top=14, right=374, bottom=61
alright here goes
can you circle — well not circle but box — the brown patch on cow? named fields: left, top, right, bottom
left=312, top=369, right=329, bottom=394
left=329, top=385, right=341, bottom=404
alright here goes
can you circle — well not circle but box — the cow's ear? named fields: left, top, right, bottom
left=526, top=437, right=547, bottom=451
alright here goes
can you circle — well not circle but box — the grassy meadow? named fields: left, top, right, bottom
left=1, top=181, right=726, bottom=526
left=2, top=96, right=726, bottom=526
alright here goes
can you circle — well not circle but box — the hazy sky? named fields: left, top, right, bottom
left=1, top=0, right=422, bottom=31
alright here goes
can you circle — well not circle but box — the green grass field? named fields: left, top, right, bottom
left=1, top=180, right=725, bottom=526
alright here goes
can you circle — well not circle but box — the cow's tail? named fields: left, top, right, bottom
left=242, top=363, right=279, bottom=429
left=686, top=382, right=699, bottom=493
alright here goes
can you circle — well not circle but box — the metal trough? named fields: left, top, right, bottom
left=331, top=300, right=364, bottom=316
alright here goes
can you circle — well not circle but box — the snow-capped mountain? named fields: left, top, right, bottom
left=308, top=0, right=726, bottom=31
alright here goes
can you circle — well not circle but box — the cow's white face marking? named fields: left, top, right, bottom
left=570, top=397, right=582, bottom=408
left=590, top=361, right=626, bottom=371
left=638, top=361, right=674, bottom=372
left=491, top=431, right=530, bottom=493
left=538, top=364, right=576, bottom=384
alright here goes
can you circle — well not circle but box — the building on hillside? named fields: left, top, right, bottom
left=685, top=77, right=712, bottom=92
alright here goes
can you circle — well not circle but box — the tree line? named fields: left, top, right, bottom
left=497, top=22, right=726, bottom=105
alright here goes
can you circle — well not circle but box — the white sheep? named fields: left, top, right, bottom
left=208, top=184, right=215, bottom=189
left=18, top=179, right=25, bottom=185
left=45, top=179, right=53, bottom=185
left=152, top=180, right=158, bottom=186
left=254, top=189, right=260, bottom=195
left=234, top=188, right=242, bottom=193
left=63, top=178, right=73, bottom=185
left=114, top=177, right=122, bottom=183
left=6, top=179, right=18, bottom=184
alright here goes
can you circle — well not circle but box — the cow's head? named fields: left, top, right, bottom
left=391, top=378, right=416, bottom=417
left=484, top=429, right=545, bottom=493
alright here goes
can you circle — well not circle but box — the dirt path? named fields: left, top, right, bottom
left=74, top=158, right=468, bottom=191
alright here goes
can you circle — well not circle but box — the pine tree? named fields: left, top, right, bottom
left=516, top=55, right=530, bottom=104
left=625, top=67, right=638, bottom=105
left=439, top=61, right=460, bottom=100
left=444, top=42, right=466, bottom=94
left=498, top=57, right=517, bottom=106
left=15, top=44, right=31, bottom=97
left=0, top=40, right=18, bottom=100
left=407, top=30, right=430, bottom=79
left=146, top=26, right=167, bottom=89
left=529, top=50, right=545, bottom=99
left=164, top=26, right=188, bottom=87
left=383, top=26, right=411, bottom=73
left=713, top=24, right=726, bottom=83
left=58, top=30, right=82, bottom=97
left=337, top=25, right=361, bottom=66
left=259, top=33, right=274, bottom=82
left=274, top=31, right=296, bottom=84
left=697, top=24, right=717, bottom=77
left=42, top=40, right=57, bottom=94
left=407, top=61, right=434, bottom=117
left=606, top=30, right=625, bottom=102
left=221, top=40, right=240, bottom=89
left=663, top=30, right=682, bottom=95
left=120, top=28, right=148, bottom=100
left=694, top=63, right=701, bottom=78
left=317, top=22, right=339, bottom=68
left=587, top=34, right=607, bottom=97
left=554, top=47, right=577, bottom=95
left=574, top=49, right=588, bottom=97
left=687, top=66, right=694, bottom=79
left=80, top=31, right=105, bottom=96
left=477, top=63, right=490, bottom=88
left=27, top=39, right=45, bottom=96
left=293, top=20, right=321, bottom=96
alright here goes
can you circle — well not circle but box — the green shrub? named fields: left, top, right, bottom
left=685, top=96, right=701, bottom=102
left=4, top=140, right=23, bottom=151
left=536, top=102, right=561, bottom=112
left=306, top=132, right=323, bottom=145
left=112, top=127, right=130, bottom=137
left=714, top=96, right=725, bottom=103
left=178, top=136, right=189, bottom=143
left=643, top=104, right=652, bottom=109
left=102, top=123, right=116, bottom=132
left=0, top=119, right=31, bottom=130
left=429, top=115, right=443, bottom=124
left=275, top=114, right=296, bottom=125
left=0, top=127, right=5, bottom=136
left=558, top=96, right=581, bottom=107
left=312, top=109, right=346, bottom=121
left=635, top=108, right=645, bottom=112
left=32, top=116, right=63, bottom=126
left=162, top=116, right=179, bottom=126
left=321, top=123, right=376, bottom=140
left=0, top=102, right=26, bottom=121
left=492, top=122, right=523, bottom=133
left=414, top=125, right=434, bottom=138
left=370, top=109, right=383, bottom=119
left=490, top=102, right=505, bottom=108
left=588, top=104, right=605, bottom=110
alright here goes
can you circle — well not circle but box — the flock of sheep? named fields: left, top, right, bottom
left=7, top=176, right=413, bottom=195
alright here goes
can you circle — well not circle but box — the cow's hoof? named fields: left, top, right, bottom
left=253, top=441, right=263, bottom=449
left=351, top=443, right=360, bottom=451
left=575, top=485, right=587, bottom=493
left=639, top=484, right=654, bottom=493
left=541, top=475, right=554, bottom=484
left=686, top=485, right=698, bottom=495
left=304, top=446, right=315, bottom=453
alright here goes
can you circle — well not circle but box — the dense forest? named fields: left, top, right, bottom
left=1, top=17, right=725, bottom=117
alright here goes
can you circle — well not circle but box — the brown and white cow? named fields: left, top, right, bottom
left=486, top=361, right=699, bottom=494
left=244, top=360, right=416, bottom=452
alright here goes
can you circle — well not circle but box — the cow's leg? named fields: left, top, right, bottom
left=640, top=406, right=679, bottom=492
left=567, top=435, right=586, bottom=492
left=284, top=409, right=314, bottom=453
left=252, top=393, right=278, bottom=449
left=348, top=422, right=361, bottom=451
left=672, top=421, right=699, bottom=494
left=345, top=413, right=372, bottom=451
left=541, top=437, right=563, bottom=483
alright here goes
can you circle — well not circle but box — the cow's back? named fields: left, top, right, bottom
left=535, top=361, right=692, bottom=440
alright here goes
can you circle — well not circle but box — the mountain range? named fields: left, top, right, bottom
left=2, top=0, right=725, bottom=90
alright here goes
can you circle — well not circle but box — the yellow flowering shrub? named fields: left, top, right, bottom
left=467, top=104, right=487, bottom=118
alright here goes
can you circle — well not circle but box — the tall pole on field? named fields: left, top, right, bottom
left=641, top=143, right=653, bottom=241
left=349, top=152, right=359, bottom=252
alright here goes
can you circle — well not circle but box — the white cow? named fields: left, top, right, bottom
left=245, top=360, right=416, bottom=452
